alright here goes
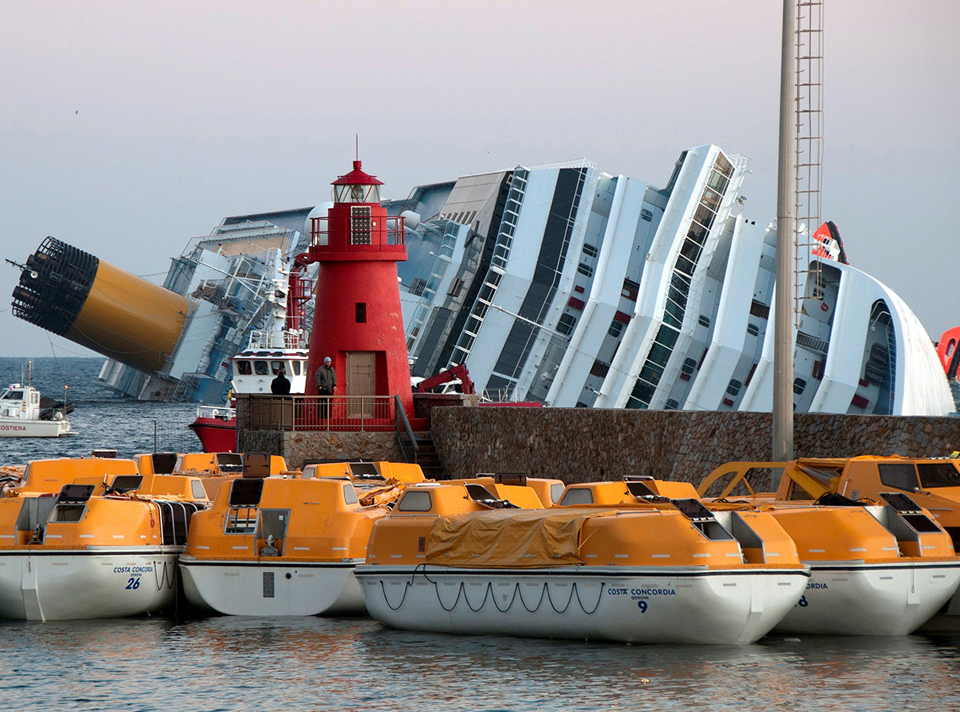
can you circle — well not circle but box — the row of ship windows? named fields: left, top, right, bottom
left=236, top=361, right=303, bottom=376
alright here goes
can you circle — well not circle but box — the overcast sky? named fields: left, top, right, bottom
left=1, top=0, right=957, bottom=361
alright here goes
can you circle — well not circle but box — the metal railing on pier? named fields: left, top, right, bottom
left=237, top=394, right=397, bottom=432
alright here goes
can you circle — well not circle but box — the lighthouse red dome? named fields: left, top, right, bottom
left=332, top=160, right=384, bottom=187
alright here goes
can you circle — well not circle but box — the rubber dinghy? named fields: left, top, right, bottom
left=355, top=480, right=810, bottom=645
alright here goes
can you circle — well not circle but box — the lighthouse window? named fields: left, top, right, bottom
left=356, top=303, right=367, bottom=323
left=351, top=206, right=372, bottom=245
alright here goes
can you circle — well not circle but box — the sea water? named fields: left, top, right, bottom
left=0, top=358, right=958, bottom=711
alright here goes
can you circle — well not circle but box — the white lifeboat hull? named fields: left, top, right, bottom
left=775, top=561, right=960, bottom=635
left=0, top=417, right=71, bottom=438
left=179, top=558, right=365, bottom=616
left=356, top=566, right=810, bottom=645
left=0, top=550, right=178, bottom=621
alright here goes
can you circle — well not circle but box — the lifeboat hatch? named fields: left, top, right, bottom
left=216, top=452, right=244, bottom=474
left=149, top=452, right=179, bottom=475
left=348, top=462, right=384, bottom=481
left=229, top=479, right=264, bottom=507
left=624, top=477, right=668, bottom=502
left=226, top=479, right=264, bottom=534
left=50, top=484, right=97, bottom=523
left=466, top=484, right=519, bottom=509
left=877, top=492, right=945, bottom=538
left=256, top=509, right=290, bottom=557
left=672, top=498, right=735, bottom=541
left=104, top=475, right=143, bottom=495
left=16, top=497, right=57, bottom=544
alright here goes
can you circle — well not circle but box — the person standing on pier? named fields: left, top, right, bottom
left=316, top=356, right=336, bottom=419
left=271, top=368, right=291, bottom=395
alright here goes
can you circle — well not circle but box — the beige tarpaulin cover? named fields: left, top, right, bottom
left=425, top=508, right=617, bottom=568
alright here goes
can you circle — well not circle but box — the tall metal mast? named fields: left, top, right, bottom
left=773, top=0, right=797, bottom=461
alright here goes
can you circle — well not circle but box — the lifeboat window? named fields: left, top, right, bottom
left=878, top=463, right=920, bottom=491
left=50, top=504, right=86, bottom=523
left=343, top=484, right=359, bottom=505
left=947, top=340, right=956, bottom=358
left=917, top=462, right=960, bottom=488
left=191, top=480, right=207, bottom=500
left=560, top=488, right=594, bottom=506
left=549, top=483, right=565, bottom=505
left=292, top=361, right=301, bottom=376
left=254, top=361, right=270, bottom=375
left=237, top=361, right=252, bottom=375
left=397, top=491, right=432, bottom=512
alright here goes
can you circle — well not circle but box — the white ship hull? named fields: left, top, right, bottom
left=774, top=561, right=960, bottom=635
left=179, top=558, right=365, bottom=616
left=0, top=417, right=71, bottom=438
left=356, top=566, right=809, bottom=645
left=0, top=550, right=178, bottom=621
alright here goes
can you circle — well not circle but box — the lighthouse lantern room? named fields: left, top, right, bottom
left=302, top=160, right=416, bottom=425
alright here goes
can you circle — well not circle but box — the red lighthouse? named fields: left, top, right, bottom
left=302, top=160, right=415, bottom=423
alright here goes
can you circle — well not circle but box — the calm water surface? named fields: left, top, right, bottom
left=0, top=617, right=958, bottom=711
left=1, top=358, right=959, bottom=710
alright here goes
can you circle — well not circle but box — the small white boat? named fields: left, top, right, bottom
left=0, top=383, right=72, bottom=438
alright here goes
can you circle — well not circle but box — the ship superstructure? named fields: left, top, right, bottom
left=10, top=144, right=953, bottom=415
left=391, top=146, right=953, bottom=416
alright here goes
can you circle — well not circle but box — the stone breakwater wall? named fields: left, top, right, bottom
left=430, top=408, right=960, bottom=484
left=239, top=430, right=402, bottom=469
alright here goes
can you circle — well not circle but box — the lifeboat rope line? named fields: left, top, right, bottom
left=378, top=564, right=605, bottom=615
left=152, top=559, right=177, bottom=591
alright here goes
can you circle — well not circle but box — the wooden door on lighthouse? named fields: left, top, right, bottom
left=346, top=351, right=376, bottom=417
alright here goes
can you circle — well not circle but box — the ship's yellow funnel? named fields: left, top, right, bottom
left=12, top=237, right=190, bottom=374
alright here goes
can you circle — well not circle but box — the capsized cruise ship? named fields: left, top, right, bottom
left=391, top=146, right=953, bottom=416
left=10, top=144, right=953, bottom=415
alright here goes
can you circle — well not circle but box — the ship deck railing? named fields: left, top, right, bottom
left=237, top=394, right=398, bottom=432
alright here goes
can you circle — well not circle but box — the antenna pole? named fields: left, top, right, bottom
left=773, top=0, right=797, bottom=462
